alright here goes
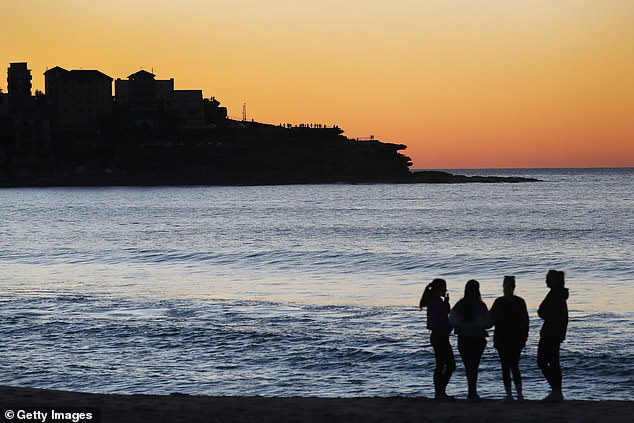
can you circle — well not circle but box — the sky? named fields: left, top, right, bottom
left=2, top=0, right=634, bottom=168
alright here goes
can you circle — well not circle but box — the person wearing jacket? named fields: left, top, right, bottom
left=491, top=276, right=529, bottom=402
left=449, top=279, right=493, bottom=402
left=419, top=278, right=456, bottom=401
left=538, top=269, right=569, bottom=402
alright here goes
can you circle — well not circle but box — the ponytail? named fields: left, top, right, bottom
left=420, top=283, right=435, bottom=308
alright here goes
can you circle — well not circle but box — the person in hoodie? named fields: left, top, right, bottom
left=491, top=276, right=529, bottom=402
left=449, top=279, right=493, bottom=402
left=419, top=278, right=456, bottom=401
left=538, top=269, right=569, bottom=402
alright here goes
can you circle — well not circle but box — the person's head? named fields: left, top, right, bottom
left=462, top=279, right=482, bottom=322
left=431, top=278, right=447, bottom=296
left=464, top=279, right=481, bottom=301
left=503, top=276, right=516, bottom=297
left=546, top=269, right=564, bottom=288
left=420, top=278, right=447, bottom=308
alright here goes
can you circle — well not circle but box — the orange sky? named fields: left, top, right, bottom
left=3, top=0, right=633, bottom=168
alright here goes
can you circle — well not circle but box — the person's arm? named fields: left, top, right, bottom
left=443, top=296, right=451, bottom=314
left=537, top=292, right=551, bottom=320
left=483, top=304, right=494, bottom=329
left=448, top=303, right=461, bottom=327
left=521, top=299, right=529, bottom=345
left=490, top=299, right=499, bottom=324
left=427, top=300, right=438, bottom=328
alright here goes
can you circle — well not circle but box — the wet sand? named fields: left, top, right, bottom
left=0, top=386, right=631, bottom=423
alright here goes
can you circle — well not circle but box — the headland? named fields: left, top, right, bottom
left=1, top=62, right=539, bottom=187
left=0, top=115, right=539, bottom=187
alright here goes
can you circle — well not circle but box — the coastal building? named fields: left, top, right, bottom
left=6, top=62, right=34, bottom=113
left=0, top=91, right=8, bottom=115
left=165, top=89, right=204, bottom=128
left=203, top=96, right=228, bottom=123
left=114, top=70, right=174, bottom=106
left=7, top=62, right=32, bottom=97
left=1, top=62, right=54, bottom=177
left=44, top=66, right=113, bottom=131
left=9, top=101, right=53, bottom=176
left=115, top=70, right=204, bottom=129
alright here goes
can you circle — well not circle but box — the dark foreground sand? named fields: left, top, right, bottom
left=1, top=386, right=631, bottom=423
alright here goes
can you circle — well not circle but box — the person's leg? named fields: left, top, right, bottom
left=460, top=337, right=485, bottom=399
left=431, top=335, right=443, bottom=396
left=538, top=338, right=564, bottom=401
left=498, top=349, right=513, bottom=399
left=508, top=348, right=522, bottom=398
left=469, top=338, right=486, bottom=397
left=440, top=336, right=457, bottom=394
left=431, top=332, right=456, bottom=398
left=537, top=337, right=554, bottom=389
left=466, top=364, right=477, bottom=396
left=458, top=336, right=473, bottom=395
left=550, top=342, right=562, bottom=392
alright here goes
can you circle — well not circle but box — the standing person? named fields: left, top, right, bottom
left=419, top=278, right=456, bottom=401
left=538, top=270, right=569, bottom=402
left=449, top=279, right=493, bottom=402
left=491, top=276, right=529, bottom=402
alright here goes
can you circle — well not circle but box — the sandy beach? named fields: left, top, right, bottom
left=0, top=386, right=631, bottom=423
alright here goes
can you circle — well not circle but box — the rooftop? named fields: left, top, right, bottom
left=45, top=66, right=112, bottom=81
left=127, top=70, right=155, bottom=80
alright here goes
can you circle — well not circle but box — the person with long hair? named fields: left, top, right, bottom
left=449, top=279, right=493, bottom=402
left=419, top=278, right=456, bottom=401
left=538, top=269, right=569, bottom=402
left=491, top=276, right=529, bottom=402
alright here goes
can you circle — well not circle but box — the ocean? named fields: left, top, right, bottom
left=0, top=168, right=632, bottom=400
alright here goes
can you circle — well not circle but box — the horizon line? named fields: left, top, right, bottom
left=414, top=166, right=634, bottom=171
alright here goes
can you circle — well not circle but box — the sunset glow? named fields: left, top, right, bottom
left=3, top=0, right=633, bottom=168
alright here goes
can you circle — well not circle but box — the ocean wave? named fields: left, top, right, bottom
left=1, top=172, right=633, bottom=399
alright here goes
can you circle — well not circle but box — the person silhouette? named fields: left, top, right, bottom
left=419, top=278, right=456, bottom=401
left=538, top=269, right=569, bottom=402
left=490, top=276, right=529, bottom=402
left=449, top=280, right=493, bottom=402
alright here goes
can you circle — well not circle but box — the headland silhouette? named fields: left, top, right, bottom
left=0, top=62, right=539, bottom=187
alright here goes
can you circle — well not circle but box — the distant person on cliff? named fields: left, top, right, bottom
left=419, top=278, right=456, bottom=401
left=538, top=270, right=569, bottom=402
left=449, top=280, right=493, bottom=402
left=491, top=276, right=529, bottom=402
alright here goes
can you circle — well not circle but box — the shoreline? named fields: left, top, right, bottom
left=0, top=171, right=541, bottom=188
left=1, top=386, right=632, bottom=423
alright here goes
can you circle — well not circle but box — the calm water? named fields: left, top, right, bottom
left=0, top=168, right=632, bottom=400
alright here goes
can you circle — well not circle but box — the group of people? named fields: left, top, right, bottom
left=419, top=270, right=569, bottom=403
